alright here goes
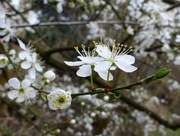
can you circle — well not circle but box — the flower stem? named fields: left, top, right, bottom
left=90, top=74, right=95, bottom=91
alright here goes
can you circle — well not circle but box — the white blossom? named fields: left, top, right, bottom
left=175, top=35, right=180, bottom=43
left=8, top=77, right=36, bottom=102
left=17, top=39, right=35, bottom=60
left=94, top=40, right=137, bottom=81
left=0, top=54, right=8, bottom=68
left=64, top=45, right=103, bottom=78
left=47, top=88, right=72, bottom=110
left=21, top=53, right=43, bottom=79
left=86, top=22, right=105, bottom=40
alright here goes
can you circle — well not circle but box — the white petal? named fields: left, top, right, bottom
left=21, top=79, right=31, bottom=88
left=94, top=61, right=112, bottom=72
left=8, top=78, right=20, bottom=89
left=76, top=65, right=92, bottom=77
left=35, top=63, right=43, bottom=72
left=19, top=52, right=31, bottom=60
left=115, top=61, right=137, bottom=73
left=78, top=56, right=104, bottom=64
left=96, top=45, right=112, bottom=59
left=16, top=97, right=25, bottom=103
left=48, top=102, right=58, bottom=110
left=8, top=90, right=18, bottom=99
left=21, top=61, right=31, bottom=69
left=28, top=67, right=36, bottom=79
left=116, top=55, right=135, bottom=64
left=17, top=39, right=26, bottom=50
left=97, top=71, right=113, bottom=81
left=60, top=102, right=71, bottom=110
left=64, top=61, right=84, bottom=66
left=25, top=89, right=36, bottom=98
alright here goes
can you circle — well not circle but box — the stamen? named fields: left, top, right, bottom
left=74, top=47, right=83, bottom=56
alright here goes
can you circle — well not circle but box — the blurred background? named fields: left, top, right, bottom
left=0, top=0, right=180, bottom=135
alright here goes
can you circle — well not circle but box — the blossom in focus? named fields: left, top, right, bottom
left=94, top=40, right=137, bottom=80
left=8, top=77, right=36, bottom=102
left=0, top=54, right=8, bottom=68
left=64, top=45, right=103, bottom=77
left=21, top=53, right=43, bottom=79
left=47, top=88, right=72, bottom=110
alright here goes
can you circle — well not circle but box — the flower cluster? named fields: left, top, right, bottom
left=64, top=39, right=137, bottom=81
left=0, top=3, right=71, bottom=111
left=0, top=5, right=14, bottom=42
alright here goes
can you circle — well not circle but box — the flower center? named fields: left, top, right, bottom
left=0, top=58, right=7, bottom=65
left=19, top=88, right=24, bottom=93
left=58, top=96, right=66, bottom=104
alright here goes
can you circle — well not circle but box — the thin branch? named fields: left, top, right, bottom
left=11, top=20, right=138, bottom=28
left=166, top=2, right=180, bottom=11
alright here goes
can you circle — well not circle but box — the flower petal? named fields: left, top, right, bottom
left=19, top=51, right=31, bottom=60
left=60, top=102, right=71, bottom=110
left=35, top=63, right=43, bottom=72
left=78, top=56, right=104, bottom=64
left=48, top=102, right=58, bottom=110
left=16, top=97, right=25, bottom=103
left=8, top=90, right=18, bottom=99
left=17, top=39, right=26, bottom=50
left=8, top=77, right=20, bottom=89
left=94, top=61, right=112, bottom=72
left=116, top=55, right=135, bottom=64
left=96, top=45, right=112, bottom=59
left=21, top=61, right=31, bottom=69
left=115, top=61, right=137, bottom=73
left=97, top=71, right=113, bottom=81
left=76, top=65, right=92, bottom=77
left=21, top=79, right=31, bottom=88
left=64, top=61, right=84, bottom=66
left=28, top=67, right=36, bottom=79
left=25, top=89, right=36, bottom=98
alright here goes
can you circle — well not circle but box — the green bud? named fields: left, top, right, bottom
left=44, top=79, right=50, bottom=85
left=41, top=95, right=47, bottom=101
left=69, top=2, right=75, bottom=8
left=155, top=68, right=171, bottom=79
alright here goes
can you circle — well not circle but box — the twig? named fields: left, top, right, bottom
left=11, top=21, right=138, bottom=28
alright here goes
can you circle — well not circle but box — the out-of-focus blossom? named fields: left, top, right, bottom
left=21, top=53, right=43, bottom=79
left=126, top=26, right=134, bottom=35
left=18, top=39, right=35, bottom=60
left=0, top=54, right=8, bottom=68
left=86, top=22, right=105, bottom=40
left=175, top=35, right=180, bottom=43
left=8, top=77, right=36, bottom=102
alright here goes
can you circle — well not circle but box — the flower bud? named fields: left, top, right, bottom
left=44, top=70, right=56, bottom=81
